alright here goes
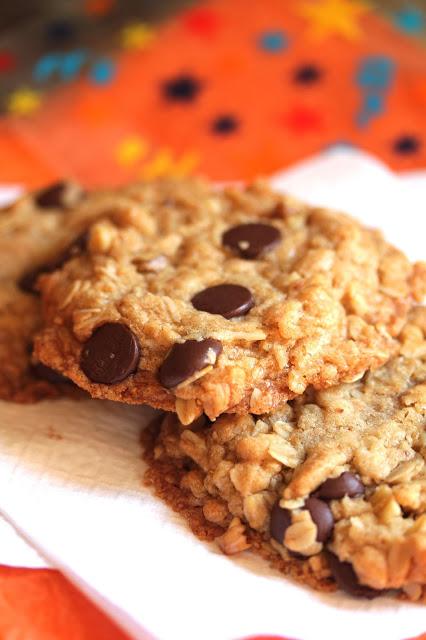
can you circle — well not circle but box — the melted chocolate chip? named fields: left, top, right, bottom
left=304, top=497, right=334, bottom=542
left=270, top=501, right=292, bottom=545
left=158, top=338, right=223, bottom=388
left=58, top=231, right=88, bottom=263
left=18, top=231, right=88, bottom=294
left=222, top=223, right=281, bottom=259
left=18, top=267, right=46, bottom=294
left=81, top=323, right=140, bottom=384
left=316, top=472, right=365, bottom=500
left=324, top=551, right=383, bottom=599
left=191, top=284, right=254, bottom=318
left=31, top=362, right=69, bottom=384
left=35, top=181, right=69, bottom=208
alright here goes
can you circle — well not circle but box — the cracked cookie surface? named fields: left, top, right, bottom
left=144, top=308, right=426, bottom=599
left=0, top=181, right=118, bottom=401
left=35, top=178, right=425, bottom=421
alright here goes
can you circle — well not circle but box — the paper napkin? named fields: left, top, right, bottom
left=0, top=150, right=425, bottom=640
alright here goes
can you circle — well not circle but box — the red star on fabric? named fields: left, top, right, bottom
left=0, top=51, right=16, bottom=72
left=182, top=8, right=221, bottom=38
left=281, top=106, right=324, bottom=133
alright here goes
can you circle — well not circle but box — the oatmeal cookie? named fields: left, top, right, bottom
left=144, top=308, right=426, bottom=600
left=0, top=181, right=120, bottom=401
left=35, top=178, right=425, bottom=421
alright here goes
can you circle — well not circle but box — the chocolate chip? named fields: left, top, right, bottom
left=191, top=284, right=254, bottom=319
left=305, top=497, right=334, bottom=542
left=58, top=231, right=88, bottom=263
left=31, top=362, right=69, bottom=384
left=270, top=501, right=292, bottom=545
left=18, top=267, right=46, bottom=294
left=35, top=181, right=69, bottom=208
left=324, top=551, right=382, bottom=599
left=18, top=231, right=88, bottom=294
left=158, top=338, right=222, bottom=388
left=222, top=223, right=281, bottom=259
left=316, top=472, right=365, bottom=500
left=81, top=323, right=140, bottom=384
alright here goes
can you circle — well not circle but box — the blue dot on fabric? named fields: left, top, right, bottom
left=33, top=51, right=87, bottom=82
left=356, top=56, right=395, bottom=90
left=34, top=54, right=62, bottom=82
left=61, top=50, right=88, bottom=81
left=90, top=58, right=116, bottom=85
left=364, top=93, right=383, bottom=115
left=394, top=8, right=424, bottom=33
left=258, top=30, right=288, bottom=52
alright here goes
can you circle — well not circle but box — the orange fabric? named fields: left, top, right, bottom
left=1, top=0, right=426, bottom=637
left=2, top=0, right=426, bottom=190
left=0, top=565, right=130, bottom=639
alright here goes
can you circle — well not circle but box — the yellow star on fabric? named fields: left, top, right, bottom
left=7, top=88, right=42, bottom=116
left=298, top=0, right=371, bottom=41
left=120, top=23, right=155, bottom=50
left=140, top=149, right=199, bottom=180
left=116, top=136, right=149, bottom=166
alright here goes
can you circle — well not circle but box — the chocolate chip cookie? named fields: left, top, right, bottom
left=35, top=178, right=425, bottom=421
left=0, top=180, right=118, bottom=401
left=144, top=307, right=426, bottom=600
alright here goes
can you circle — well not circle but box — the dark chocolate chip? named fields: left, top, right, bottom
left=316, top=472, right=365, bottom=501
left=270, top=501, right=292, bottom=545
left=324, top=551, right=383, bottom=599
left=305, top=497, right=334, bottom=542
left=191, top=284, right=254, bottom=319
left=81, top=323, right=140, bottom=384
left=222, top=223, right=281, bottom=259
left=35, top=181, right=70, bottom=208
left=31, top=362, right=69, bottom=384
left=18, top=231, right=88, bottom=294
left=58, top=231, right=88, bottom=263
left=158, top=338, right=222, bottom=388
left=18, top=267, right=45, bottom=294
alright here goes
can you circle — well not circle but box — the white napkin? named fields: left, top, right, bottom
left=1, top=150, right=425, bottom=640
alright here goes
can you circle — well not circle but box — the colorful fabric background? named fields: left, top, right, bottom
left=1, top=0, right=426, bottom=637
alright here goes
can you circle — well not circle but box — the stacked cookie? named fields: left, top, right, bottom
left=2, top=177, right=426, bottom=600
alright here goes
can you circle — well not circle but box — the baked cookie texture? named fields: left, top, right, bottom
left=144, top=307, right=426, bottom=600
left=0, top=181, right=122, bottom=401
left=35, top=178, right=425, bottom=422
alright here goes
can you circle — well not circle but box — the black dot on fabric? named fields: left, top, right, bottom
left=162, top=74, right=202, bottom=102
left=293, top=64, right=322, bottom=84
left=211, top=114, right=239, bottom=134
left=393, top=135, right=420, bottom=155
left=45, top=19, right=76, bottom=43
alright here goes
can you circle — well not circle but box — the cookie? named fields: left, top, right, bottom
left=35, top=178, right=425, bottom=422
left=0, top=180, right=119, bottom=401
left=143, top=307, right=426, bottom=600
